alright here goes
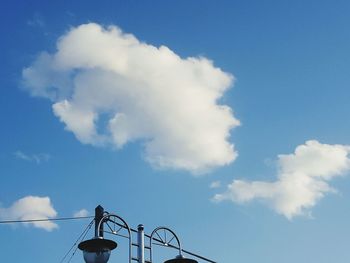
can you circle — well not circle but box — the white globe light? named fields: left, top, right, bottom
left=83, top=250, right=111, bottom=263
left=78, top=238, right=117, bottom=263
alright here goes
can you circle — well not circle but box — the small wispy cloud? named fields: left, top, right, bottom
left=27, top=13, right=45, bottom=28
left=209, top=181, right=221, bottom=189
left=73, top=209, right=89, bottom=217
left=0, top=196, right=58, bottom=231
left=213, top=140, right=350, bottom=219
left=14, top=151, right=51, bottom=164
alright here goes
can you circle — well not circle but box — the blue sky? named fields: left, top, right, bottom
left=1, top=1, right=350, bottom=262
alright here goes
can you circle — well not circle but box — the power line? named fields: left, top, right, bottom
left=67, top=221, right=93, bottom=263
left=0, top=216, right=94, bottom=224
left=60, top=219, right=94, bottom=263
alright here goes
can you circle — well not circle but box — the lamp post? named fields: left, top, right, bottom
left=78, top=206, right=118, bottom=263
left=78, top=205, right=211, bottom=263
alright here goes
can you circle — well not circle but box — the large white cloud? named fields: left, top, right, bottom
left=22, top=23, right=239, bottom=173
left=0, top=196, right=58, bottom=231
left=213, top=140, right=350, bottom=219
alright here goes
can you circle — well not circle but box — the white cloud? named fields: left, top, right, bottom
left=213, top=140, right=350, bottom=219
left=22, top=23, right=239, bottom=174
left=73, top=209, right=89, bottom=217
left=0, top=196, right=58, bottom=231
left=209, top=180, right=221, bottom=189
left=14, top=151, right=51, bottom=164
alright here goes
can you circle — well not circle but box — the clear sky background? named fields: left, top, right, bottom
left=1, top=1, right=350, bottom=262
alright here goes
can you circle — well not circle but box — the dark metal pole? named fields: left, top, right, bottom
left=95, top=205, right=104, bottom=238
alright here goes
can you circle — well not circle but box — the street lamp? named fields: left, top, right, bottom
left=78, top=206, right=118, bottom=263
left=78, top=205, right=203, bottom=263
left=78, top=238, right=117, bottom=263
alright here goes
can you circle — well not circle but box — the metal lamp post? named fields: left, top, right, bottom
left=78, top=205, right=209, bottom=263
left=78, top=206, right=118, bottom=263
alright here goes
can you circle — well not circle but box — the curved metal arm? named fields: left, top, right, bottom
left=97, top=213, right=132, bottom=263
left=149, top=226, right=182, bottom=263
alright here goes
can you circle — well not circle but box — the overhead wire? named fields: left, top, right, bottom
left=0, top=216, right=94, bottom=224
left=60, top=218, right=94, bottom=263
left=0, top=215, right=95, bottom=263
